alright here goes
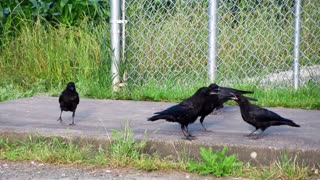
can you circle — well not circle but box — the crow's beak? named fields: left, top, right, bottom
left=230, top=93, right=238, bottom=100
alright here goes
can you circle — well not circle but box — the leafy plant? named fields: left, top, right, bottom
left=108, top=124, right=146, bottom=167
left=187, top=146, right=242, bottom=176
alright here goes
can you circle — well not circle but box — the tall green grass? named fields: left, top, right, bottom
left=0, top=18, right=112, bottom=99
left=0, top=2, right=319, bottom=109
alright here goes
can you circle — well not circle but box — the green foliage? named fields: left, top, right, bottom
left=0, top=133, right=316, bottom=179
left=0, top=0, right=110, bottom=25
left=250, top=155, right=311, bottom=180
left=0, top=136, right=108, bottom=165
left=0, top=0, right=110, bottom=48
left=108, top=124, right=146, bottom=167
left=0, top=1, right=319, bottom=110
left=0, top=18, right=112, bottom=100
left=226, top=83, right=320, bottom=109
left=187, top=147, right=243, bottom=176
left=107, top=125, right=186, bottom=170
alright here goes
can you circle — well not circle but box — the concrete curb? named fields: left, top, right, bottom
left=0, top=131, right=319, bottom=167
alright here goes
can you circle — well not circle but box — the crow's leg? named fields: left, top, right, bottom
left=186, top=125, right=197, bottom=139
left=181, top=125, right=196, bottom=140
left=181, top=125, right=189, bottom=139
left=58, top=110, right=63, bottom=122
left=200, top=116, right=212, bottom=132
left=200, top=116, right=207, bottom=131
left=246, top=128, right=259, bottom=137
left=185, top=125, right=193, bottom=136
left=200, top=116, right=206, bottom=131
left=200, top=122, right=210, bottom=132
left=254, top=129, right=266, bottom=139
left=69, top=110, right=76, bottom=125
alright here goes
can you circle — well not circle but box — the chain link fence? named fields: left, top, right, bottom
left=122, top=0, right=320, bottom=89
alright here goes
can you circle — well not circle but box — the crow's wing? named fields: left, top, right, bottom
left=74, top=92, right=80, bottom=104
left=248, top=105, right=283, bottom=123
left=59, top=94, right=63, bottom=103
left=154, top=102, right=193, bottom=117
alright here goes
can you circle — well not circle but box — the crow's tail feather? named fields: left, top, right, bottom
left=238, top=90, right=254, bottom=94
left=148, top=114, right=172, bottom=122
left=274, top=118, right=300, bottom=127
left=284, top=119, right=300, bottom=127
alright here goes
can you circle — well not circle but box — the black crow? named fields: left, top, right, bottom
left=231, top=94, right=300, bottom=139
left=197, top=83, right=256, bottom=131
left=197, top=83, right=229, bottom=131
left=148, top=86, right=220, bottom=140
left=58, top=82, right=80, bottom=125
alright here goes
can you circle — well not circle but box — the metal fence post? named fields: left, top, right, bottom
left=208, top=0, right=219, bottom=83
left=121, top=0, right=127, bottom=83
left=293, top=0, right=302, bottom=90
left=110, top=0, right=121, bottom=91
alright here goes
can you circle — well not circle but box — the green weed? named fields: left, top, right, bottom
left=187, top=146, right=243, bottom=176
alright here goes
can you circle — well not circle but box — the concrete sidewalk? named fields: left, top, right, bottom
left=0, top=96, right=319, bottom=165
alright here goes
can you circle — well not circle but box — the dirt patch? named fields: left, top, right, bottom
left=0, top=160, right=237, bottom=180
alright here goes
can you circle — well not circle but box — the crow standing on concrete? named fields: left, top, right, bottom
left=231, top=94, right=300, bottom=139
left=197, top=84, right=227, bottom=131
left=197, top=83, right=256, bottom=131
left=58, top=82, right=79, bottom=125
left=148, top=86, right=220, bottom=140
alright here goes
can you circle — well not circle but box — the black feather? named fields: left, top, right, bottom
left=58, top=82, right=79, bottom=125
left=148, top=86, right=219, bottom=140
left=232, top=94, right=300, bottom=138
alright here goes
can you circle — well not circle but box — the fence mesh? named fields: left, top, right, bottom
left=123, top=0, right=320, bottom=89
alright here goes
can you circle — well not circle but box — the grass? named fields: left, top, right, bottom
left=0, top=18, right=113, bottom=101
left=0, top=136, right=108, bottom=166
left=0, top=127, right=185, bottom=171
left=1, top=79, right=319, bottom=109
left=0, top=2, right=320, bottom=109
left=0, top=81, right=319, bottom=109
left=0, top=127, right=318, bottom=179
left=223, top=83, right=320, bottom=109
left=248, top=155, right=313, bottom=180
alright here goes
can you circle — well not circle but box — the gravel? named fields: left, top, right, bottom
left=0, top=160, right=243, bottom=180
